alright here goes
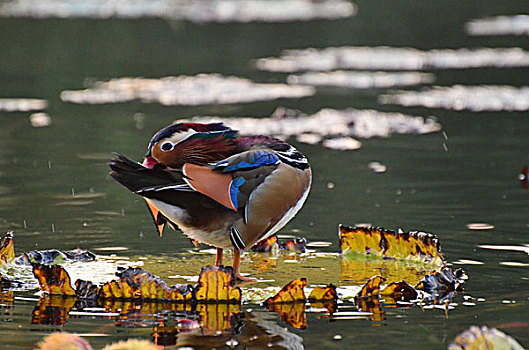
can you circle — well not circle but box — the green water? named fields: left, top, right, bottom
left=1, top=1, right=529, bottom=349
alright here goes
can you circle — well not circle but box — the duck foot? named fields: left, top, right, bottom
left=235, top=273, right=257, bottom=282
left=232, top=249, right=257, bottom=282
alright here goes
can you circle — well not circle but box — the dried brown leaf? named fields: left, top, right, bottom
left=32, top=264, right=76, bottom=296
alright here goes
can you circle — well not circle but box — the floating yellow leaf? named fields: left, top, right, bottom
left=308, top=284, right=337, bottom=302
left=356, top=275, right=386, bottom=298
left=194, top=265, right=242, bottom=303
left=339, top=225, right=444, bottom=265
left=266, top=301, right=307, bottom=329
left=32, top=264, right=76, bottom=296
left=265, top=278, right=307, bottom=304
left=0, top=232, right=15, bottom=264
left=98, top=267, right=193, bottom=302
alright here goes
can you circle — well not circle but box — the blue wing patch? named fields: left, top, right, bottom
left=217, top=152, right=280, bottom=172
left=229, top=177, right=246, bottom=210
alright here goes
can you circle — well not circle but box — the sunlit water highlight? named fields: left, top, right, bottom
left=380, top=85, right=529, bottom=111
left=256, top=46, right=529, bottom=72
left=0, top=0, right=356, bottom=22
left=60, top=74, right=314, bottom=106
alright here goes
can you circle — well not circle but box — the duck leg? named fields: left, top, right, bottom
left=232, top=249, right=257, bottom=281
left=215, top=247, right=223, bottom=266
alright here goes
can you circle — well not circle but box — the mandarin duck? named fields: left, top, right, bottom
left=109, top=122, right=311, bottom=280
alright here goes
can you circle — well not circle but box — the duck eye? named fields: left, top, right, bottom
left=160, top=141, right=174, bottom=152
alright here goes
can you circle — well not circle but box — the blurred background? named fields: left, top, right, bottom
left=0, top=0, right=528, bottom=348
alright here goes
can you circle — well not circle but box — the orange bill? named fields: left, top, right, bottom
left=145, top=199, right=165, bottom=237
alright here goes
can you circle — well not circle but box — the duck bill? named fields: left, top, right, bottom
left=145, top=199, right=165, bottom=237
left=142, top=156, right=158, bottom=169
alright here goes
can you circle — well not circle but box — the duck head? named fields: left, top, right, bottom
left=143, top=122, right=238, bottom=169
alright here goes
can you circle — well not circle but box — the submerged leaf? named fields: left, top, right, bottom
left=196, top=303, right=242, bottom=335
left=194, top=265, right=241, bottom=303
left=0, top=232, right=15, bottom=264
left=340, top=257, right=430, bottom=286
left=266, top=301, right=307, bottom=330
left=448, top=325, right=524, bottom=350
left=32, top=264, right=76, bottom=296
left=354, top=296, right=385, bottom=324
left=32, top=295, right=76, bottom=326
left=339, top=225, right=444, bottom=265
left=309, top=300, right=337, bottom=315
left=265, top=278, right=307, bottom=304
left=99, top=267, right=193, bottom=302
left=308, top=284, right=338, bottom=302
left=356, top=275, right=386, bottom=298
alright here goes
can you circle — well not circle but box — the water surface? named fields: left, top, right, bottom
left=1, top=1, right=529, bottom=349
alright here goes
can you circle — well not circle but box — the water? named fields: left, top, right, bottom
left=1, top=1, right=529, bottom=348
